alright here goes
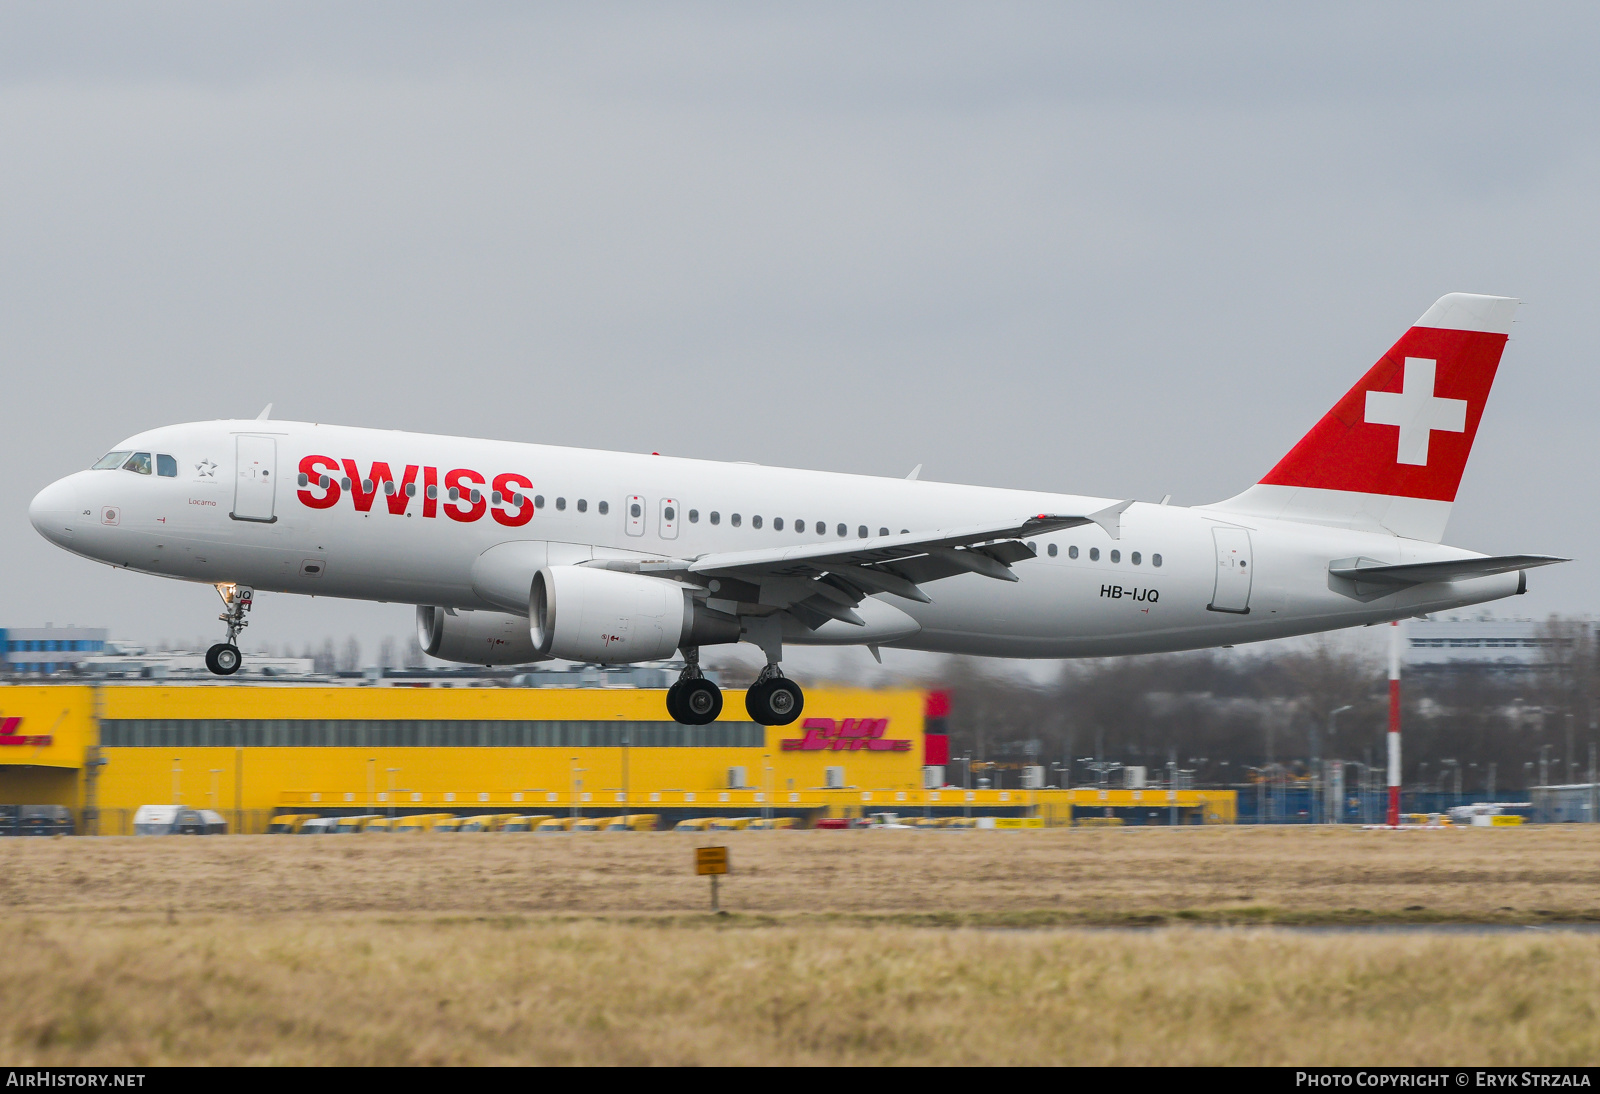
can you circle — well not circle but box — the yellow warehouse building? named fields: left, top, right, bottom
left=0, top=683, right=1233, bottom=831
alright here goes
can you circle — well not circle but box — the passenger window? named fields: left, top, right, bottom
left=818, top=522, right=827, bottom=536
left=1131, top=551, right=1141, bottom=565
left=1027, top=541, right=1036, bottom=552
left=598, top=501, right=609, bottom=515
left=556, top=498, right=566, bottom=511
left=1048, top=543, right=1058, bottom=557
left=665, top=505, right=676, bottom=522
left=297, top=473, right=309, bottom=487
left=341, top=477, right=352, bottom=490
left=795, top=519, right=805, bottom=533
left=406, top=483, right=417, bottom=498
left=858, top=526, right=868, bottom=538
left=731, top=514, right=742, bottom=527
left=448, top=487, right=460, bottom=502
left=577, top=499, right=588, bottom=513
left=879, top=527, right=889, bottom=537
left=1068, top=545, right=1078, bottom=559
left=469, top=489, right=481, bottom=504
left=1110, top=550, right=1121, bottom=563
left=361, top=478, right=374, bottom=493
left=628, top=501, right=640, bottom=517
left=509, top=491, right=521, bottom=505
left=772, top=517, right=782, bottom=530
left=688, top=509, right=699, bottom=523
left=534, top=495, right=544, bottom=508
left=836, top=523, right=847, bottom=537
left=1089, top=548, right=1099, bottom=561
left=427, top=485, right=439, bottom=500
left=385, top=481, right=398, bottom=496
left=901, top=529, right=909, bottom=534
left=156, top=454, right=178, bottom=477
left=490, top=490, right=502, bottom=505
left=752, top=515, right=763, bottom=529
left=123, top=452, right=153, bottom=475
left=92, top=451, right=131, bottom=470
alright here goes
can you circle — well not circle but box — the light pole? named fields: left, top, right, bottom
left=1315, top=705, right=1354, bottom=825
left=570, top=757, right=586, bottom=819
left=621, top=734, right=630, bottom=812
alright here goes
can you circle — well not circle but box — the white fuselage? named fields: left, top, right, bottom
left=28, top=419, right=1521, bottom=658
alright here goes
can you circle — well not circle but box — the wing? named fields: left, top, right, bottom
left=629, top=502, right=1132, bottom=630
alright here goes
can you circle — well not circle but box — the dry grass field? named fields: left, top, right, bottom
left=0, top=826, right=1597, bottom=1065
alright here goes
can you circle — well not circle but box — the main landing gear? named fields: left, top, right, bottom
left=665, top=637, right=805, bottom=728
left=205, top=584, right=253, bottom=677
left=666, top=648, right=723, bottom=726
left=745, top=664, right=803, bottom=727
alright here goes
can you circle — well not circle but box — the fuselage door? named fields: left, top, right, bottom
left=624, top=495, right=646, bottom=537
left=1208, top=527, right=1252, bottom=614
left=659, top=498, right=679, bottom=539
left=231, top=435, right=278, bottom=524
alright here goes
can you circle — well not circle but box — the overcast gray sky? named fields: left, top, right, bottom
left=3, top=2, right=1596, bottom=672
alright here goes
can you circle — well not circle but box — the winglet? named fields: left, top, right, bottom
left=1089, top=500, right=1134, bottom=541
left=906, top=464, right=922, bottom=481
left=255, top=403, right=273, bottom=421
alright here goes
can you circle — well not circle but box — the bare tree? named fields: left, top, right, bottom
left=314, top=639, right=337, bottom=674
left=339, top=635, right=362, bottom=672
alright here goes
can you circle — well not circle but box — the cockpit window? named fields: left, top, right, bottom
left=122, top=452, right=153, bottom=475
left=156, top=454, right=177, bottom=477
left=92, top=451, right=132, bottom=470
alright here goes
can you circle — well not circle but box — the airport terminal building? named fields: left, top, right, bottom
left=0, top=681, right=1234, bottom=831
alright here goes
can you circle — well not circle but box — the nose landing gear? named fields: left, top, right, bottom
left=205, top=584, right=253, bottom=677
left=666, top=647, right=723, bottom=726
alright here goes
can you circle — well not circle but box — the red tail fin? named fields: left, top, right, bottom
left=1210, top=293, right=1517, bottom=541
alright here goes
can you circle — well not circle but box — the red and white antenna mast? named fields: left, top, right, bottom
left=1387, top=620, right=1402, bottom=827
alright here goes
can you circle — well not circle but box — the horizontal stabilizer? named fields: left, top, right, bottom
left=1328, top=554, right=1568, bottom=586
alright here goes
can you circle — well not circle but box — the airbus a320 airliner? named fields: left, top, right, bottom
left=29, top=293, right=1565, bottom=727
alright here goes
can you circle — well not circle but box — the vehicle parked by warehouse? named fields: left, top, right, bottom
left=536, top=817, right=580, bottom=833
left=268, top=814, right=315, bottom=833
left=747, top=817, right=797, bottom=829
left=333, top=815, right=383, bottom=833
left=458, top=814, right=519, bottom=832
left=299, top=817, right=339, bottom=834
left=604, top=815, right=659, bottom=831
left=500, top=815, right=553, bottom=832
left=393, top=813, right=454, bottom=833
left=18, top=805, right=73, bottom=835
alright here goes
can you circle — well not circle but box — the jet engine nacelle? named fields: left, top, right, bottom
left=416, top=606, right=545, bottom=666
left=531, top=565, right=740, bottom=664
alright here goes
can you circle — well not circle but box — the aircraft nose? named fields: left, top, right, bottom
left=29, top=476, right=81, bottom=546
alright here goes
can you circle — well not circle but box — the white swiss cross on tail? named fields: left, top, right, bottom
left=1363, top=357, right=1468, bottom=466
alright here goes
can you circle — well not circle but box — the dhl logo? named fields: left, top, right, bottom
left=781, top=718, right=912, bottom=752
left=0, top=717, right=51, bottom=747
left=296, top=456, right=535, bottom=527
